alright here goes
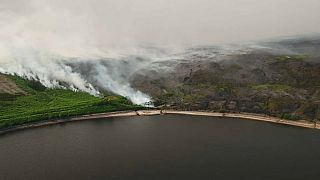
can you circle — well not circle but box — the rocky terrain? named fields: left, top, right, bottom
left=131, top=37, right=320, bottom=121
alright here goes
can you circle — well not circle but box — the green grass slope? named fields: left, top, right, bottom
left=0, top=75, right=144, bottom=129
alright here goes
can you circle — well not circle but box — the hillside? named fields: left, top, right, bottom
left=131, top=38, right=320, bottom=121
left=1, top=37, right=319, bottom=129
left=0, top=74, right=26, bottom=100
left=0, top=74, right=143, bottom=129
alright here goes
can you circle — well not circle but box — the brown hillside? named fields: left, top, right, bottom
left=0, top=74, right=26, bottom=96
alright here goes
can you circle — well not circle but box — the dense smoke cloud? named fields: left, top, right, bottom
left=0, top=0, right=319, bottom=104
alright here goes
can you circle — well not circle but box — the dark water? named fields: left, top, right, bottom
left=1, top=115, right=320, bottom=180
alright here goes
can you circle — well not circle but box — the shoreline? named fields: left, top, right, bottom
left=0, top=110, right=319, bottom=134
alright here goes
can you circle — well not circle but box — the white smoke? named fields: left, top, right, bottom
left=0, top=44, right=161, bottom=105
left=0, top=1, right=157, bottom=105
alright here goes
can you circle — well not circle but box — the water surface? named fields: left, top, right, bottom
left=1, top=115, right=320, bottom=180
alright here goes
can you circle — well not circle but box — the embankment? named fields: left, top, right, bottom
left=0, top=110, right=319, bottom=135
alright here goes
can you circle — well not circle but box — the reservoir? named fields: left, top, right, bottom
left=0, top=115, right=320, bottom=180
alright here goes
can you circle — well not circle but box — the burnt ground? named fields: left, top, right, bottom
left=131, top=38, right=320, bottom=121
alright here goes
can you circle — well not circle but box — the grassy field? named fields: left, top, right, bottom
left=0, top=75, right=145, bottom=129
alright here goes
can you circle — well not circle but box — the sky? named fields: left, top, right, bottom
left=1, top=0, right=320, bottom=50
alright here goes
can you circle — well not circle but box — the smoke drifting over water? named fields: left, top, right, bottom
left=0, top=0, right=319, bottom=105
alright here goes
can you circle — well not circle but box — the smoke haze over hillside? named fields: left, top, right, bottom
left=0, top=0, right=319, bottom=104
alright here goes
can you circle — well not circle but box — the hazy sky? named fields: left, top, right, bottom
left=1, top=0, right=320, bottom=50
